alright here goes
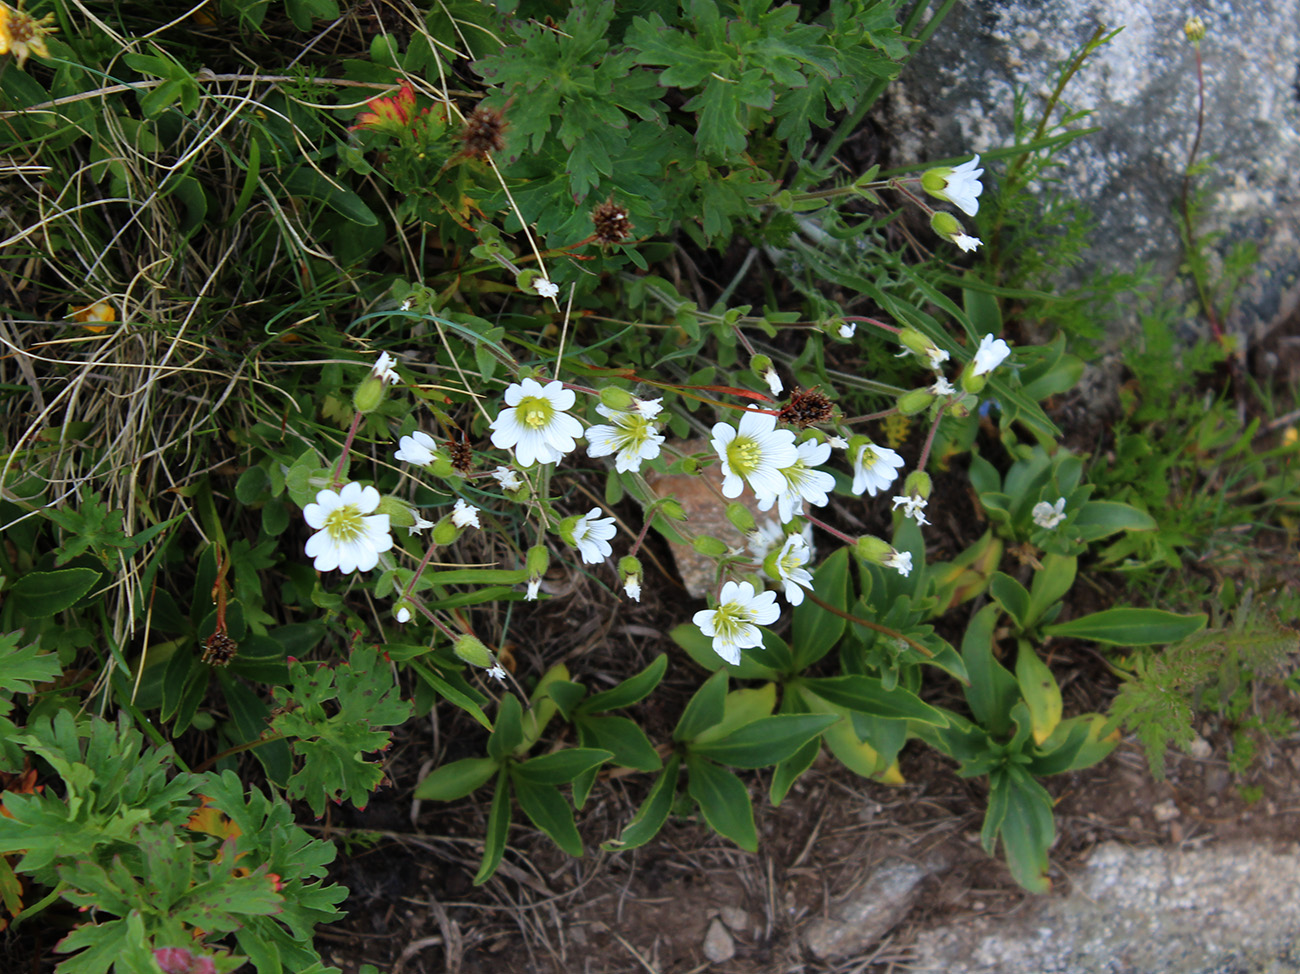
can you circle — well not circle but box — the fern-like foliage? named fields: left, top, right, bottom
left=1111, top=604, right=1299, bottom=779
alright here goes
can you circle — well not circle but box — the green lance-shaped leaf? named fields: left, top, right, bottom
left=673, top=669, right=729, bottom=742
left=579, top=653, right=668, bottom=713
left=511, top=748, right=613, bottom=786
left=1043, top=608, right=1207, bottom=646
left=414, top=757, right=500, bottom=801
left=10, top=568, right=101, bottom=617
left=691, top=714, right=838, bottom=769
left=1014, top=641, right=1062, bottom=746
left=686, top=753, right=757, bottom=852
left=603, top=754, right=681, bottom=852
left=511, top=777, right=584, bottom=857
left=473, top=769, right=511, bottom=886
left=989, top=572, right=1031, bottom=631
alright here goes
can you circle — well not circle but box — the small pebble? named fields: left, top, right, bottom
left=719, top=906, right=750, bottom=933
left=703, top=918, right=736, bottom=963
left=1153, top=800, right=1181, bottom=823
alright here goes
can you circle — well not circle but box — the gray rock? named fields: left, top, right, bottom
left=718, top=905, right=751, bottom=934
left=802, top=856, right=936, bottom=960
left=703, top=917, right=736, bottom=963
left=910, top=841, right=1300, bottom=973
left=889, top=1, right=1300, bottom=346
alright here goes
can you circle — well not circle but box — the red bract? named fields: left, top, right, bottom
left=350, top=81, right=425, bottom=133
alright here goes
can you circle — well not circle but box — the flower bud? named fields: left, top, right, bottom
left=930, top=211, right=981, bottom=253
left=947, top=393, right=976, bottom=418
left=618, top=556, right=643, bottom=601
left=692, top=535, right=730, bottom=557
left=902, top=470, right=932, bottom=499
left=896, top=388, right=936, bottom=415
left=599, top=385, right=635, bottom=411
left=453, top=634, right=493, bottom=668
left=659, top=499, right=688, bottom=521
left=377, top=495, right=415, bottom=529
left=432, top=518, right=460, bottom=545
left=960, top=362, right=988, bottom=395
left=920, top=166, right=952, bottom=196
left=525, top=544, right=550, bottom=578
left=394, top=601, right=413, bottom=624
left=1184, top=15, right=1206, bottom=42
left=557, top=515, right=581, bottom=547
left=725, top=502, right=756, bottom=534
left=854, top=535, right=893, bottom=564
left=898, top=327, right=930, bottom=357
left=353, top=375, right=386, bottom=415
left=676, top=456, right=698, bottom=475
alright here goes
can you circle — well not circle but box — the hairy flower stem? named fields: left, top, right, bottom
left=915, top=403, right=949, bottom=472
left=331, top=411, right=364, bottom=487
left=1179, top=38, right=1224, bottom=342
left=803, top=512, right=857, bottom=546
left=842, top=315, right=900, bottom=335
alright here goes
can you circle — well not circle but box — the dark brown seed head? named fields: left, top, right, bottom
left=591, top=197, right=633, bottom=245
left=201, top=631, right=238, bottom=667
left=460, top=105, right=508, bottom=159
left=448, top=436, right=474, bottom=475
left=778, top=388, right=834, bottom=429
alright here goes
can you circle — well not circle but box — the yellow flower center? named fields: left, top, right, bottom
left=323, top=504, right=365, bottom=543
left=727, top=436, right=762, bottom=476
left=710, top=600, right=754, bottom=641
left=518, top=395, right=553, bottom=429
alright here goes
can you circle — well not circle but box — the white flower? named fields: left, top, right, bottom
left=770, top=533, right=814, bottom=606
left=534, top=278, right=560, bottom=299
left=838, top=322, right=857, bottom=339
left=896, top=341, right=949, bottom=370
left=758, top=439, right=835, bottom=524
left=892, top=493, right=930, bottom=526
left=586, top=404, right=665, bottom=473
left=400, top=298, right=413, bottom=312
left=827, top=435, right=849, bottom=450
left=710, top=408, right=798, bottom=502
left=491, top=465, right=523, bottom=491
left=850, top=442, right=905, bottom=497
left=489, top=378, right=584, bottom=467
left=930, top=155, right=984, bottom=216
left=302, top=482, right=393, bottom=573
left=624, top=576, right=642, bottom=601
left=953, top=233, right=982, bottom=253
left=883, top=549, right=913, bottom=577
left=972, top=334, right=1011, bottom=376
left=395, top=605, right=412, bottom=623
left=1032, top=497, right=1067, bottom=530
left=409, top=512, right=436, bottom=535
left=763, top=366, right=783, bottom=398
left=486, top=664, right=508, bottom=682
left=692, top=580, right=781, bottom=665
left=526, top=577, right=541, bottom=600
left=929, top=376, right=956, bottom=396
left=571, top=507, right=616, bottom=565
left=452, top=498, right=480, bottom=529
left=395, top=430, right=439, bottom=466
left=372, top=351, right=401, bottom=385
left=747, top=518, right=786, bottom=562
left=632, top=397, right=663, bottom=419
left=748, top=519, right=815, bottom=564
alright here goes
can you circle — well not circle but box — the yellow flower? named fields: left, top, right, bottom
left=0, top=1, right=56, bottom=70
left=69, top=300, right=117, bottom=333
